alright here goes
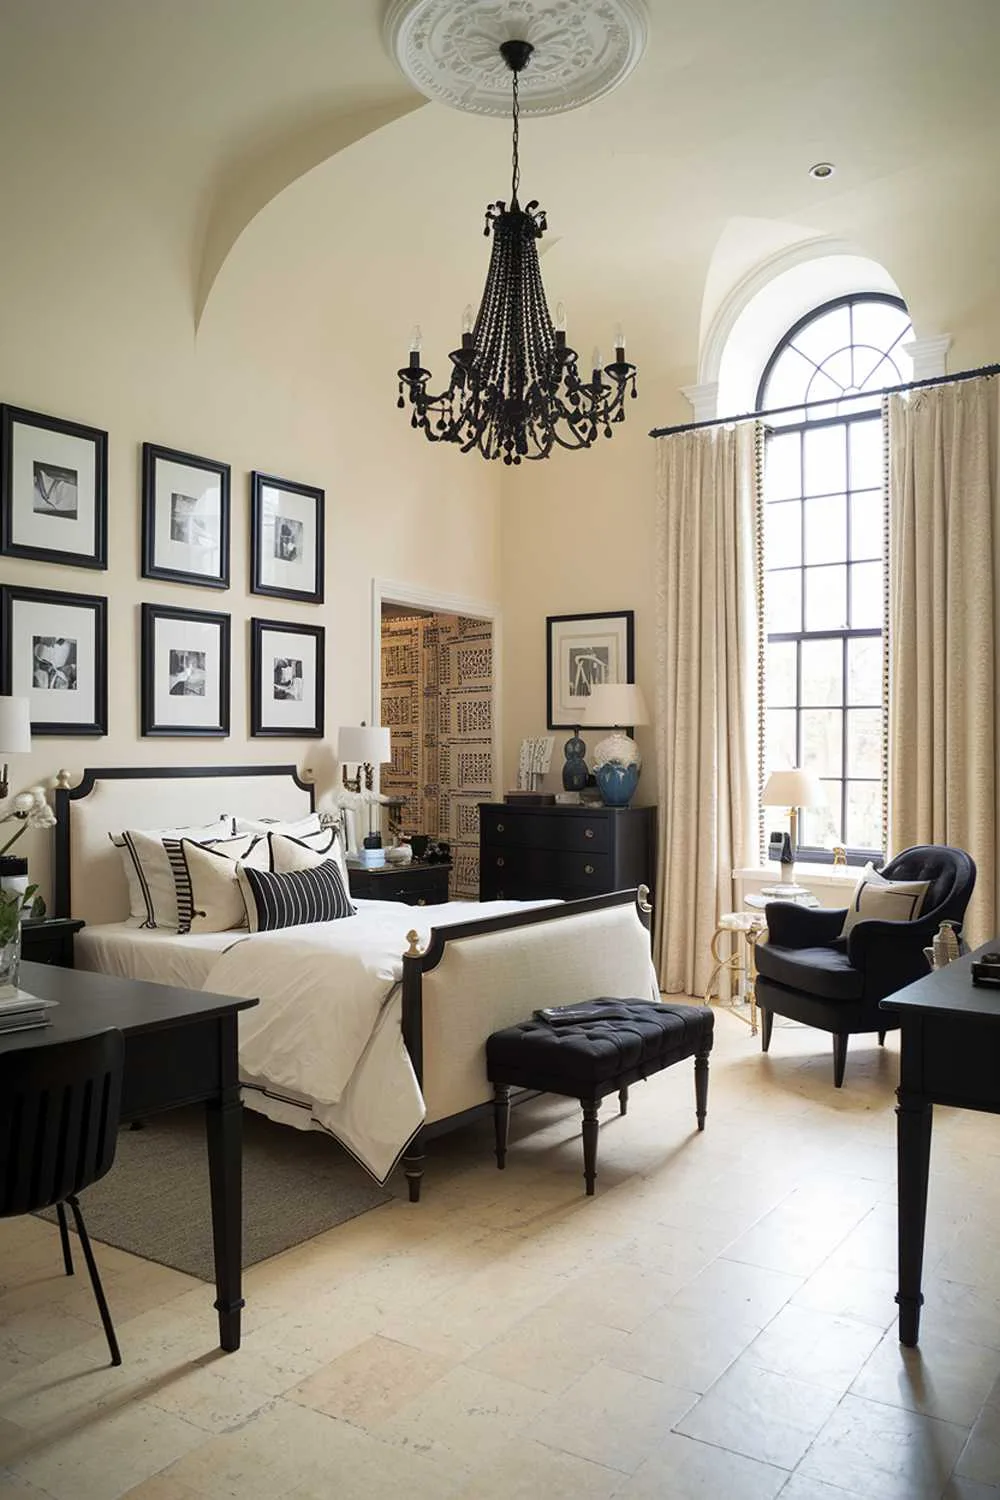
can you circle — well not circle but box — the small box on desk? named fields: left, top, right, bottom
left=357, top=848, right=386, bottom=869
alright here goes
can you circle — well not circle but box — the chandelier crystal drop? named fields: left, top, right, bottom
left=396, top=39, right=638, bottom=465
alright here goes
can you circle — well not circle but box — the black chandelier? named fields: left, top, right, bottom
left=396, top=39, right=638, bottom=465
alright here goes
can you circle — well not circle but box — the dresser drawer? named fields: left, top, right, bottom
left=481, top=847, right=611, bottom=889
left=480, top=809, right=610, bottom=853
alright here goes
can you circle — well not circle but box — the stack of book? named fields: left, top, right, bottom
left=0, top=991, right=58, bottom=1035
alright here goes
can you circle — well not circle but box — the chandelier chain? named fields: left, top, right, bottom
left=511, top=69, right=520, bottom=205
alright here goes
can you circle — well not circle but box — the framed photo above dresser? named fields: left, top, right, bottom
left=546, top=610, right=635, bottom=729
left=1, top=583, right=108, bottom=736
left=141, top=602, right=231, bottom=737
left=0, top=403, right=108, bottom=569
left=250, top=471, right=324, bottom=604
left=141, top=441, right=231, bottom=589
left=250, top=617, right=325, bottom=738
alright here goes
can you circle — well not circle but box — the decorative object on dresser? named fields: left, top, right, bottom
left=20, top=917, right=84, bottom=968
left=250, top=471, right=324, bottom=604
left=1, top=585, right=108, bottom=736
left=585, top=682, right=650, bottom=808
left=141, top=603, right=230, bottom=737
left=561, top=730, right=589, bottom=793
left=547, top=610, right=634, bottom=730
left=761, top=768, right=824, bottom=882
left=516, top=736, right=554, bottom=792
left=250, top=618, right=324, bottom=737
left=479, top=802, right=654, bottom=902
left=1, top=403, right=108, bottom=569
left=346, top=858, right=451, bottom=907
left=142, top=442, right=230, bottom=589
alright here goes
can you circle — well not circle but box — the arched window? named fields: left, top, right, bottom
left=760, top=293, right=913, bottom=858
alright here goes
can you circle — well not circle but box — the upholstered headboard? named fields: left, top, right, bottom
left=54, top=764, right=314, bottom=925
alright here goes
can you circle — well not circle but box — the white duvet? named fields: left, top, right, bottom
left=200, top=897, right=550, bottom=1183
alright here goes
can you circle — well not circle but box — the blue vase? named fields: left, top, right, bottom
left=595, top=762, right=639, bottom=807
left=562, top=732, right=588, bottom=792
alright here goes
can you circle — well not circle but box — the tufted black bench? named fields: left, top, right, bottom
left=486, top=999, right=714, bottom=1195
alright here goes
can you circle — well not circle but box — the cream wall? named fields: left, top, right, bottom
left=0, top=120, right=501, bottom=908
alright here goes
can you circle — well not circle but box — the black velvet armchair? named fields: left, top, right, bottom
left=755, top=845, right=977, bottom=1086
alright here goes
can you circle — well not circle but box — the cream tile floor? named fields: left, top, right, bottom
left=3, top=1008, right=1000, bottom=1498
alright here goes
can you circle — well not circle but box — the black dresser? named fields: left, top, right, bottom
left=478, top=803, right=654, bottom=902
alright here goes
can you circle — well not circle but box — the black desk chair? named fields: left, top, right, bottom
left=755, top=846, right=976, bottom=1087
left=0, top=1028, right=124, bottom=1365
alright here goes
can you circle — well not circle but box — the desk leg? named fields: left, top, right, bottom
left=895, top=1086, right=932, bottom=1348
left=205, top=1014, right=244, bottom=1352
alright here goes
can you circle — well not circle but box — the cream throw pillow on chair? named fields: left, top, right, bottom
left=840, top=862, right=930, bottom=936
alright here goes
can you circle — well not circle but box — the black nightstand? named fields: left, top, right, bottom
left=20, top=917, right=85, bottom=968
left=346, top=860, right=451, bottom=907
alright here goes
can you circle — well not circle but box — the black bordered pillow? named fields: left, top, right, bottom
left=236, top=859, right=356, bottom=933
left=234, top=814, right=336, bottom=854
left=267, top=830, right=349, bottom=885
left=840, top=862, right=931, bottom=936
left=112, top=820, right=235, bottom=928
left=172, top=835, right=269, bottom=935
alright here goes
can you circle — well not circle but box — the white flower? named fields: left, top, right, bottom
left=28, top=804, right=56, bottom=830
left=11, top=792, right=34, bottom=814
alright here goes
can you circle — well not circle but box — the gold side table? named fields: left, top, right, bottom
left=704, top=912, right=767, bottom=1034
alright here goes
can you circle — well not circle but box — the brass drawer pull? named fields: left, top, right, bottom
left=584, top=828, right=594, bottom=839
left=417, top=898, right=427, bottom=906
left=496, top=856, right=505, bottom=868
left=585, top=863, right=595, bottom=875
left=497, top=822, right=504, bottom=833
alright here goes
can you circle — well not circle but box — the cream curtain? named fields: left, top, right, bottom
left=653, top=423, right=760, bottom=994
left=888, top=376, right=999, bottom=945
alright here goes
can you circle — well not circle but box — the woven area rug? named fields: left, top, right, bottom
left=38, top=1107, right=393, bottom=1281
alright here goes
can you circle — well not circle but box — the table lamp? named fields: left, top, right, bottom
left=585, top=683, right=650, bottom=807
left=0, top=696, right=31, bottom=801
left=336, top=723, right=391, bottom=793
left=761, top=768, right=824, bottom=882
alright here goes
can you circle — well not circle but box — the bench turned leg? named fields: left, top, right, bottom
left=619, top=1086, right=629, bottom=1116
left=493, top=1084, right=511, bottom=1169
left=694, top=1051, right=710, bottom=1131
left=581, top=1098, right=600, bottom=1196
left=403, top=1128, right=425, bottom=1203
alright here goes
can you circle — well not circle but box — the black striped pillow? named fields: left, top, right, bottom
left=236, top=859, right=356, bottom=933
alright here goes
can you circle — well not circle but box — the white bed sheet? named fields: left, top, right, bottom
left=75, top=924, right=244, bottom=990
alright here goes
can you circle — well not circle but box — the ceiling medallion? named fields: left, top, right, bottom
left=383, top=0, right=649, bottom=117
left=396, top=38, right=638, bottom=464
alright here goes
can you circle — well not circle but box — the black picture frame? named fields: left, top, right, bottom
left=1, top=584, right=108, bottom=736
left=0, top=404, right=108, bottom=570
left=141, top=442, right=231, bottom=589
left=250, top=617, right=325, bottom=738
left=250, top=472, right=324, bottom=604
left=141, top=603, right=231, bottom=738
left=546, top=609, right=635, bottom=730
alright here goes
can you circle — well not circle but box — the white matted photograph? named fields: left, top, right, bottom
left=250, top=617, right=324, bottom=736
left=142, top=442, right=230, bottom=588
left=1, top=404, right=107, bottom=568
left=546, top=610, right=635, bottom=729
left=250, top=471, right=324, bottom=603
left=1, top=584, right=107, bottom=735
left=141, top=603, right=230, bottom=737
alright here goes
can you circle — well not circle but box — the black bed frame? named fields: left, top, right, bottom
left=53, top=764, right=652, bottom=1201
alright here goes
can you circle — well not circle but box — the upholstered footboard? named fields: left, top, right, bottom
left=400, top=888, right=655, bottom=1200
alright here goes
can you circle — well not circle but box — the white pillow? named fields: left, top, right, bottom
left=268, top=831, right=349, bottom=883
left=841, top=862, right=931, bottom=936
left=111, top=818, right=234, bottom=927
left=236, top=814, right=348, bottom=884
left=170, top=835, right=269, bottom=934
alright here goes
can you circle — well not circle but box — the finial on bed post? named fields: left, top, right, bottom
left=55, top=769, right=72, bottom=790
left=404, top=929, right=424, bottom=959
left=637, top=884, right=652, bottom=914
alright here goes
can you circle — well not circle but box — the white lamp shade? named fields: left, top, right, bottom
left=0, top=696, right=31, bottom=754
left=585, top=682, right=650, bottom=728
left=762, top=768, right=824, bottom=808
left=337, top=724, right=391, bottom=766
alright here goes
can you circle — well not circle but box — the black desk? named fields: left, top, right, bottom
left=881, top=940, right=1000, bottom=1346
left=0, top=962, right=258, bottom=1353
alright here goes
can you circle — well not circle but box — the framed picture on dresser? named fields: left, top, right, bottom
left=250, top=472, right=324, bottom=604
left=1, top=584, right=108, bottom=735
left=141, top=603, right=230, bottom=737
left=546, top=610, right=635, bottom=729
left=141, top=442, right=230, bottom=588
left=0, top=404, right=108, bottom=569
left=250, top=617, right=324, bottom=737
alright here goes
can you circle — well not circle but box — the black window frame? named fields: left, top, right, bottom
left=757, top=292, right=911, bottom=867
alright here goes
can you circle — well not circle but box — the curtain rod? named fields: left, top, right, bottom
left=648, top=361, right=1000, bottom=439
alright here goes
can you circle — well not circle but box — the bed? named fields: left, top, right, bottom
left=54, top=763, right=656, bottom=1199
